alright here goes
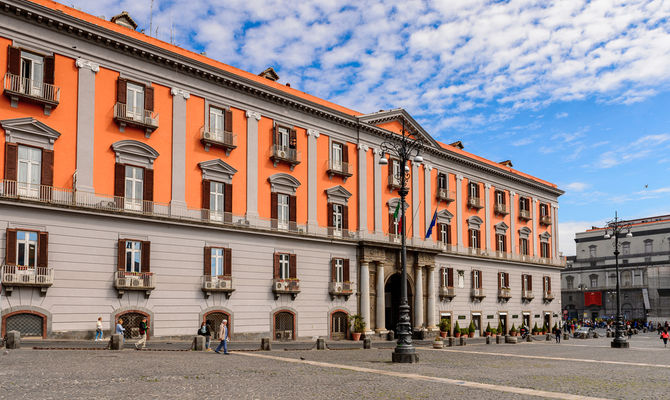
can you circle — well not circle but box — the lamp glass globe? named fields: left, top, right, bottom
left=626, top=232, right=633, bottom=238
left=604, top=233, right=611, bottom=239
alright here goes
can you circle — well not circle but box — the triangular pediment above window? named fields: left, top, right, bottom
left=268, top=173, right=301, bottom=194
left=519, top=226, right=532, bottom=239
left=199, top=159, right=238, bottom=183
left=1, top=117, right=61, bottom=150
left=495, top=221, right=509, bottom=235
left=325, top=185, right=352, bottom=204
left=111, top=140, right=159, bottom=168
left=387, top=197, right=409, bottom=212
left=539, top=231, right=551, bottom=241
left=357, top=108, right=442, bottom=151
left=436, top=209, right=453, bottom=223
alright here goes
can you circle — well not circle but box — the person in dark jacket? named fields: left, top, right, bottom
left=198, top=321, right=212, bottom=350
left=135, top=318, right=149, bottom=350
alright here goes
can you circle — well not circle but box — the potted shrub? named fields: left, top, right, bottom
left=510, top=323, right=517, bottom=336
left=532, top=322, right=539, bottom=335
left=439, top=319, right=450, bottom=338
left=349, top=314, right=365, bottom=341
left=433, top=335, right=443, bottom=349
left=461, top=328, right=469, bottom=337
left=485, top=323, right=492, bottom=337
left=453, top=321, right=461, bottom=338
left=468, top=321, right=476, bottom=338
left=496, top=323, right=503, bottom=336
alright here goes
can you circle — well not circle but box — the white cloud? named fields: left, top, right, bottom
left=555, top=112, right=568, bottom=119
left=595, top=133, right=670, bottom=168
left=564, top=182, right=591, bottom=192
left=559, top=220, right=606, bottom=256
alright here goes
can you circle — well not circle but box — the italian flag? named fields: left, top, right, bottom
left=393, top=200, right=402, bottom=232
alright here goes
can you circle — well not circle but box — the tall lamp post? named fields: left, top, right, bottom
left=379, top=122, right=423, bottom=363
left=603, top=211, right=632, bottom=349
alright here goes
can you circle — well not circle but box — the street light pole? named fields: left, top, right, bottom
left=603, top=211, right=632, bottom=349
left=379, top=122, right=423, bottom=363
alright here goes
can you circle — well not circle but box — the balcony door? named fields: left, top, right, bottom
left=20, top=51, right=43, bottom=97
left=209, top=182, right=225, bottom=221
left=331, top=142, right=342, bottom=170
left=277, top=193, right=289, bottom=230
left=126, top=82, right=145, bottom=121
left=209, top=107, right=224, bottom=135
left=277, top=126, right=290, bottom=149
left=17, top=146, right=41, bottom=198
left=332, top=204, right=343, bottom=236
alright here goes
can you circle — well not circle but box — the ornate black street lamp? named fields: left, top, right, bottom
left=379, top=122, right=423, bottom=363
left=603, top=211, right=632, bottom=348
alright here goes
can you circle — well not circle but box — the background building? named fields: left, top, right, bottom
left=561, top=215, right=670, bottom=323
left=1, top=0, right=563, bottom=340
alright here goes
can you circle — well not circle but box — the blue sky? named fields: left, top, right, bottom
left=60, top=0, right=670, bottom=255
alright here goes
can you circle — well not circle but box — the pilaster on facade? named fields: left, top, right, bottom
left=414, top=266, right=424, bottom=329
left=74, top=58, right=99, bottom=194
left=357, top=144, right=369, bottom=234
left=424, top=164, right=433, bottom=235
left=412, top=162, right=420, bottom=239
left=359, top=261, right=372, bottom=334
left=170, top=87, right=189, bottom=212
left=425, top=265, right=436, bottom=330
left=375, top=262, right=386, bottom=333
left=510, top=191, right=516, bottom=254
left=245, top=110, right=261, bottom=220
left=456, top=174, right=464, bottom=250
left=552, top=204, right=559, bottom=259
left=306, top=129, right=320, bottom=231
left=373, top=148, right=383, bottom=235
left=532, top=198, right=539, bottom=256
left=485, top=183, right=492, bottom=252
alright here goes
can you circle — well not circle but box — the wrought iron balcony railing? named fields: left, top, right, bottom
left=325, top=160, right=353, bottom=181
left=273, top=278, right=300, bottom=299
left=200, top=126, right=237, bottom=154
left=113, top=102, right=159, bottom=136
left=1, top=265, right=54, bottom=295
left=114, top=270, right=155, bottom=297
left=3, top=73, right=60, bottom=113
left=202, top=275, right=235, bottom=298
left=328, top=281, right=354, bottom=300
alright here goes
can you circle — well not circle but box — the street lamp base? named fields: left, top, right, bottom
left=611, top=339, right=630, bottom=348
left=392, top=350, right=419, bottom=363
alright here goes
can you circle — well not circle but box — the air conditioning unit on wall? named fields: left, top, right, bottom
left=219, top=280, right=228, bottom=289
left=204, top=281, right=215, bottom=289
left=116, top=277, right=127, bottom=287
left=278, top=150, right=287, bottom=159
left=334, top=284, right=343, bottom=292
left=276, top=281, right=284, bottom=290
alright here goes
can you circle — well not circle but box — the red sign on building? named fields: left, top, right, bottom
left=584, top=291, right=602, bottom=306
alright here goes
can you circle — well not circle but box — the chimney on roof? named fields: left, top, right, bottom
left=259, top=67, right=280, bottom=82
left=285, top=83, right=291, bottom=87
left=449, top=141, right=464, bottom=149
left=499, top=160, right=513, bottom=167
left=110, top=11, right=138, bottom=30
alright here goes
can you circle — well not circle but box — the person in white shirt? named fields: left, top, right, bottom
left=95, top=317, right=103, bottom=341
left=214, top=320, right=229, bottom=354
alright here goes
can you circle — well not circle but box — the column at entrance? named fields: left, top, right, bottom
left=425, top=265, right=436, bottom=330
left=375, top=262, right=386, bottom=333
left=414, top=266, right=424, bottom=330
left=359, top=261, right=372, bottom=334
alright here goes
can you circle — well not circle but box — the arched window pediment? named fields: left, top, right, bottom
left=467, top=216, right=483, bottom=230
left=111, top=140, right=159, bottom=169
left=268, top=173, right=301, bottom=195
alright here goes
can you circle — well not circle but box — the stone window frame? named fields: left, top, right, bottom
left=111, top=140, right=159, bottom=170
left=518, top=226, right=531, bottom=239
left=1, top=117, right=61, bottom=151
left=325, top=185, right=352, bottom=205
left=495, top=221, right=509, bottom=235
left=467, top=216, right=483, bottom=231
left=436, top=209, right=453, bottom=224
left=387, top=198, right=409, bottom=214
left=199, top=159, right=237, bottom=184
left=268, top=173, right=301, bottom=195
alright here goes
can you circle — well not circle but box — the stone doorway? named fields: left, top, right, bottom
left=384, top=273, right=413, bottom=333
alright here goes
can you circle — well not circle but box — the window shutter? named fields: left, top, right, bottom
left=476, top=230, right=481, bottom=248
left=7, top=46, right=21, bottom=75
left=41, top=149, right=54, bottom=187
left=495, top=235, right=500, bottom=251
left=37, top=232, right=49, bottom=268
left=143, top=168, right=154, bottom=201
left=547, top=277, right=551, bottom=293
left=224, top=183, right=233, bottom=213
left=144, top=86, right=154, bottom=112
left=437, top=223, right=443, bottom=241
left=202, top=180, right=211, bottom=210
left=5, top=229, right=17, bottom=265
left=389, top=216, right=394, bottom=235
left=342, top=143, right=349, bottom=163
left=543, top=277, right=546, bottom=294
left=528, top=275, right=533, bottom=291
left=478, top=271, right=483, bottom=289
left=505, top=273, right=510, bottom=288
left=271, top=192, right=278, bottom=221
left=223, top=248, right=232, bottom=276
left=498, top=272, right=501, bottom=289
left=203, top=247, right=211, bottom=276
left=342, top=205, right=349, bottom=230
left=440, top=268, right=445, bottom=286
left=289, top=129, right=297, bottom=149
left=471, top=270, right=475, bottom=288
left=224, top=109, right=233, bottom=133
left=116, top=78, right=127, bottom=104
left=43, top=55, right=55, bottom=85
left=117, top=239, right=126, bottom=270
left=114, top=164, right=125, bottom=197
left=388, top=160, right=394, bottom=181
left=4, top=142, right=18, bottom=181
left=343, top=259, right=350, bottom=282
left=327, top=203, right=333, bottom=228
left=289, top=254, right=297, bottom=278
left=447, top=224, right=452, bottom=244
left=331, top=259, right=336, bottom=282
left=141, top=241, right=151, bottom=273
left=289, top=195, right=296, bottom=223
left=272, top=125, right=278, bottom=145
left=448, top=267, right=454, bottom=287
left=273, top=253, right=280, bottom=278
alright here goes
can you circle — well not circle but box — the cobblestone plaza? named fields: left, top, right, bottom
left=1, top=332, right=669, bottom=399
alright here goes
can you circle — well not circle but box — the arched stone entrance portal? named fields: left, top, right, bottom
left=385, top=273, right=413, bottom=332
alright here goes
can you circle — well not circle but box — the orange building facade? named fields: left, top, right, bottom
left=0, top=0, right=563, bottom=340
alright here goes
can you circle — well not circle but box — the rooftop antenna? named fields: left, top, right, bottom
left=149, top=0, right=154, bottom=37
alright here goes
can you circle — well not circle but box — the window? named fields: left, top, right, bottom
left=209, top=107, right=225, bottom=134
left=16, top=231, right=38, bottom=267
left=622, top=242, right=630, bottom=255
left=540, top=242, right=550, bottom=258
left=334, top=258, right=344, bottom=283
left=540, top=203, right=549, bottom=217
left=278, top=194, right=289, bottom=229
left=520, top=238, right=529, bottom=255
left=469, top=228, right=480, bottom=249
left=17, top=145, right=41, bottom=197
left=589, top=245, right=596, bottom=258
left=210, top=182, right=225, bottom=221
left=543, top=276, right=551, bottom=294
left=391, top=215, right=401, bottom=235
left=495, top=190, right=505, bottom=206
left=204, top=246, right=232, bottom=277
left=279, top=253, right=290, bottom=279
left=442, top=267, right=454, bottom=288
left=496, top=234, right=506, bottom=252
left=277, top=126, right=290, bottom=148
left=644, top=240, right=653, bottom=253
left=125, top=82, right=145, bottom=120
left=566, top=275, right=574, bottom=290
left=519, top=197, right=530, bottom=211
left=438, top=223, right=451, bottom=244
left=522, top=274, right=532, bottom=292
left=499, top=272, right=509, bottom=289
left=472, top=270, right=482, bottom=289
left=124, top=166, right=144, bottom=211
left=125, top=241, right=142, bottom=273
left=437, top=173, right=447, bottom=190
left=211, top=248, right=225, bottom=276
left=332, top=204, right=343, bottom=232
left=622, top=270, right=632, bottom=287
left=331, top=142, right=343, bottom=168
left=20, top=51, right=44, bottom=96
left=457, top=270, right=465, bottom=288
left=391, top=159, right=401, bottom=185
left=589, top=274, right=598, bottom=288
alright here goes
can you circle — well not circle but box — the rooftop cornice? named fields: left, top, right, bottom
left=3, top=0, right=563, bottom=197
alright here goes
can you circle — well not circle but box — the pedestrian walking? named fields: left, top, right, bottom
left=627, top=327, right=633, bottom=340
left=661, top=330, right=669, bottom=348
left=95, top=317, right=103, bottom=341
left=555, top=326, right=561, bottom=343
left=198, top=321, right=212, bottom=350
left=116, top=319, right=126, bottom=343
left=135, top=317, right=149, bottom=350
left=214, top=320, right=229, bottom=354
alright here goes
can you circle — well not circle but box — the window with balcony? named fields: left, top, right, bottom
left=327, top=141, right=351, bottom=180
left=388, top=158, right=402, bottom=189
left=543, top=276, right=553, bottom=300
left=494, top=190, right=508, bottom=215
left=278, top=194, right=290, bottom=229
left=329, top=257, right=352, bottom=299
left=439, top=267, right=455, bottom=299
left=273, top=252, right=299, bottom=299
left=112, top=140, right=159, bottom=213
left=472, top=270, right=482, bottom=289
left=269, top=173, right=300, bottom=231
left=437, top=173, right=447, bottom=190
left=124, top=166, right=144, bottom=211
left=270, top=124, right=300, bottom=169
left=522, top=274, right=533, bottom=300
left=116, top=239, right=153, bottom=296
left=540, top=241, right=550, bottom=258
left=496, top=233, right=507, bottom=252
left=326, top=185, right=352, bottom=237
left=566, top=275, right=574, bottom=289
left=540, top=203, right=552, bottom=225
left=201, top=106, right=235, bottom=153
left=202, top=246, right=234, bottom=297
left=387, top=198, right=407, bottom=240
left=114, top=78, right=157, bottom=136
left=436, top=172, right=454, bottom=202
left=279, top=253, right=290, bottom=279
left=4, top=46, right=58, bottom=113
left=499, top=272, right=510, bottom=288
left=124, top=240, right=142, bottom=273
left=18, top=145, right=41, bottom=198
left=2, top=228, right=52, bottom=294
left=622, top=270, right=632, bottom=287
left=199, top=159, right=237, bottom=222
left=519, top=197, right=531, bottom=220
left=467, top=181, right=483, bottom=209
left=589, top=274, right=598, bottom=288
